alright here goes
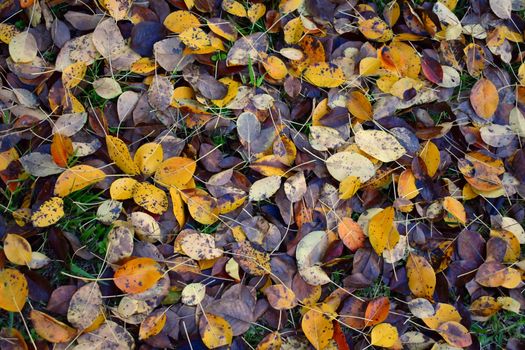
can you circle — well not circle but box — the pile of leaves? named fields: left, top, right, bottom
left=0, top=0, right=524, bottom=349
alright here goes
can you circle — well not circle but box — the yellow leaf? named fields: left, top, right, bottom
left=0, top=23, right=19, bottom=44
left=398, top=169, right=419, bottom=199
left=301, top=308, right=334, bottom=350
left=4, top=234, right=32, bottom=266
left=179, top=27, right=211, bottom=50
left=347, top=91, right=372, bottom=121
left=420, top=141, right=440, bottom=177
left=134, top=143, right=163, bottom=176
left=0, top=268, right=28, bottom=312
left=262, top=55, right=288, bottom=80
left=31, top=197, right=64, bottom=228
left=130, top=57, right=157, bottom=74
left=355, top=129, right=406, bottom=162
left=211, top=77, right=240, bottom=107
left=256, top=331, right=282, bottom=350
left=187, top=194, right=219, bottom=225
left=422, top=303, right=461, bottom=329
left=407, top=253, right=436, bottom=300
left=139, top=312, right=167, bottom=340
left=222, top=0, right=247, bottom=17
left=163, top=11, right=200, bottom=34
left=155, top=157, right=196, bottom=187
left=279, top=0, right=304, bottom=13
left=199, top=313, right=233, bottom=348
left=110, top=177, right=139, bottom=200
left=369, top=206, right=400, bottom=254
left=106, top=135, right=139, bottom=175
left=339, top=175, right=361, bottom=200
left=169, top=188, right=186, bottom=228
left=371, top=323, right=399, bottom=347
left=62, top=62, right=87, bottom=89
left=304, top=62, right=346, bottom=88
left=247, top=3, right=266, bottom=23
left=443, top=196, right=466, bottom=224
left=358, top=16, right=393, bottom=42
left=283, top=17, right=304, bottom=44
left=133, top=182, right=168, bottom=215
left=54, top=165, right=106, bottom=197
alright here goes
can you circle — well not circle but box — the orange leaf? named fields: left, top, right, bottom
left=114, top=257, right=163, bottom=294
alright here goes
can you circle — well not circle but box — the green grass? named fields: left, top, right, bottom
left=243, top=324, right=267, bottom=347
left=472, top=312, right=525, bottom=348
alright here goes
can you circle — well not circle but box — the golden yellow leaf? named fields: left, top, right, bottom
left=133, top=182, right=168, bottom=214
left=139, top=312, right=167, bottom=340
left=134, top=142, right=163, bottom=176
left=199, top=313, right=233, bottom=348
left=443, top=196, right=466, bottom=224
left=222, top=0, right=247, bottom=17
left=283, top=17, right=304, bottom=44
left=279, top=0, right=304, bottom=13
left=247, top=3, right=266, bottom=23
left=398, top=169, right=419, bottom=199
left=163, top=11, right=200, bottom=34
left=0, top=23, right=19, bottom=44
left=301, top=308, right=334, bottom=350
left=54, top=165, right=105, bottom=197
left=369, top=206, right=400, bottom=254
left=407, top=253, right=436, bottom=300
left=110, top=177, right=139, bottom=200
left=169, top=188, right=186, bottom=228
left=106, top=135, right=139, bottom=175
left=420, top=141, right=440, bottom=177
left=422, top=303, right=461, bottom=329
left=371, top=323, right=399, bottom=347
left=0, top=268, right=28, bottom=312
left=155, top=157, right=196, bottom=187
left=130, top=57, right=157, bottom=74
left=179, top=27, right=211, bottom=50
left=4, top=234, right=32, bottom=266
left=304, top=62, right=345, bottom=88
left=62, top=62, right=87, bottom=89
left=31, top=197, right=64, bottom=228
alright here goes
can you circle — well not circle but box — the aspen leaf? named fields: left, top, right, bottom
left=339, top=175, right=361, bottom=200
left=114, top=257, right=163, bottom=294
left=304, top=62, right=346, bottom=88
left=200, top=313, right=233, bottom=348
left=187, top=194, right=219, bottom=225
left=337, top=217, right=366, bottom=251
left=139, top=312, right=166, bottom=340
left=419, top=141, right=441, bottom=177
left=93, top=77, right=122, bottom=99
left=30, top=310, right=77, bottom=343
left=31, top=197, right=64, bottom=227
left=4, top=234, right=32, bottom=266
left=54, top=165, right=106, bottom=197
left=163, top=11, right=200, bottom=34
left=326, top=152, right=376, bottom=182
left=134, top=143, right=163, bottom=176
left=110, top=177, right=139, bottom=200
left=371, top=323, right=399, bottom=347
left=250, top=176, right=281, bottom=201
left=67, top=282, right=103, bottom=330
left=155, top=157, right=196, bottom=188
left=355, top=129, right=406, bottom=162
left=62, top=62, right=87, bottom=89
left=9, top=32, right=37, bottom=63
left=106, top=135, right=140, bottom=175
left=406, top=253, right=436, bottom=300
left=470, top=78, right=499, bottom=119
left=301, top=308, right=334, bottom=350
left=132, top=182, right=168, bottom=214
left=443, top=196, right=466, bottom=224
left=437, top=321, right=472, bottom=348
left=181, top=283, right=206, bottom=306
left=368, top=207, right=400, bottom=254
left=0, top=268, right=28, bottom=312
left=265, top=284, right=297, bottom=310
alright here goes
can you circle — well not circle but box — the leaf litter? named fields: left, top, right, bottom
left=0, top=0, right=524, bottom=349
